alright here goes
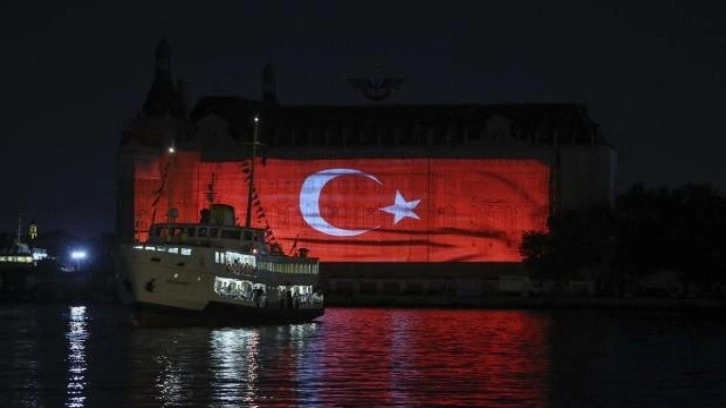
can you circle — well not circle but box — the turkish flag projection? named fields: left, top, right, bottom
left=134, top=153, right=550, bottom=262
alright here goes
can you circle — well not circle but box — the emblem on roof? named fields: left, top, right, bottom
left=347, top=65, right=404, bottom=102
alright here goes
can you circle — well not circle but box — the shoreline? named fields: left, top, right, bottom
left=325, top=294, right=726, bottom=311
left=3, top=294, right=725, bottom=312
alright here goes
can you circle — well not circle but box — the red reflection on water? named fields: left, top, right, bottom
left=261, top=325, right=308, bottom=405
left=315, top=309, right=551, bottom=407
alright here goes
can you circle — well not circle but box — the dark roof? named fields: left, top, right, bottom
left=189, top=96, right=607, bottom=147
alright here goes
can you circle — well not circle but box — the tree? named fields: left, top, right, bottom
left=520, top=206, right=616, bottom=291
left=521, top=183, right=726, bottom=297
left=669, top=184, right=726, bottom=292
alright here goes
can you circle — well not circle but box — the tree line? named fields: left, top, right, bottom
left=520, top=183, right=726, bottom=297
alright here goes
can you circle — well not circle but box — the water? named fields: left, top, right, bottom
left=1, top=304, right=725, bottom=407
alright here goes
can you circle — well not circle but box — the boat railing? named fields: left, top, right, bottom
left=147, top=223, right=271, bottom=253
left=214, top=284, right=322, bottom=309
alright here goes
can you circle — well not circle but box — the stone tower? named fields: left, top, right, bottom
left=261, top=63, right=277, bottom=105
left=116, top=38, right=190, bottom=242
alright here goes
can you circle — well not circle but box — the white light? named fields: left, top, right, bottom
left=70, top=251, right=87, bottom=260
left=70, top=306, right=87, bottom=317
left=168, top=146, right=175, bottom=154
left=254, top=116, right=259, bottom=123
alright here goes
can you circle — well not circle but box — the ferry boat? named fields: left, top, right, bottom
left=115, top=203, right=325, bottom=326
left=0, top=217, right=52, bottom=300
left=0, top=241, right=36, bottom=296
left=116, top=114, right=324, bottom=326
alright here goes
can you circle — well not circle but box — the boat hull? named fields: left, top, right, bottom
left=115, top=244, right=325, bottom=328
left=127, top=300, right=325, bottom=328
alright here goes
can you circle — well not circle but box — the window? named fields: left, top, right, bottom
left=209, top=228, right=219, bottom=238
left=221, top=229, right=242, bottom=240
left=198, top=228, right=208, bottom=237
left=243, top=230, right=253, bottom=241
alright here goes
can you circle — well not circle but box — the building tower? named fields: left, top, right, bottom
left=143, top=37, right=185, bottom=118
left=28, top=220, right=38, bottom=241
left=261, top=63, right=277, bottom=105
left=116, top=38, right=191, bottom=242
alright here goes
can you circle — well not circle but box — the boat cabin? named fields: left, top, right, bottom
left=147, top=223, right=272, bottom=254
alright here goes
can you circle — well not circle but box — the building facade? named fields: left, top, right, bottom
left=117, top=40, right=616, bottom=299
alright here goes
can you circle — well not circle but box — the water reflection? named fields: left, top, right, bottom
left=293, top=323, right=322, bottom=406
left=3, top=305, right=726, bottom=406
left=154, top=352, right=189, bottom=406
left=73, top=308, right=552, bottom=406
left=65, top=306, right=88, bottom=408
left=209, top=328, right=260, bottom=406
left=206, top=323, right=322, bottom=406
left=135, top=330, right=202, bottom=407
left=317, top=309, right=551, bottom=406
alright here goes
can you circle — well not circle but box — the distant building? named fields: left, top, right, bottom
left=117, top=39, right=616, bottom=299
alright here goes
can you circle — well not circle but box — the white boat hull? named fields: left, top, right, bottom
left=115, top=245, right=324, bottom=327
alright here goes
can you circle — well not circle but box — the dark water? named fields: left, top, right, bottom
left=1, top=305, right=725, bottom=407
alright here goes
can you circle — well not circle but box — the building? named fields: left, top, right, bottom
left=117, top=39, right=616, bottom=301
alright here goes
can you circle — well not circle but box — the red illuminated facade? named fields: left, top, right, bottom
left=118, top=39, right=615, bottom=284
left=134, top=153, right=550, bottom=262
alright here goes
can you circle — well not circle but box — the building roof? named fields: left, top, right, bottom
left=189, top=96, right=608, bottom=148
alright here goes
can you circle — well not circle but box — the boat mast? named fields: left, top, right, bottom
left=166, top=142, right=176, bottom=231
left=167, top=150, right=173, bottom=223
left=245, top=115, right=260, bottom=228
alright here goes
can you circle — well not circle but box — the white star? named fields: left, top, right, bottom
left=380, top=190, right=421, bottom=224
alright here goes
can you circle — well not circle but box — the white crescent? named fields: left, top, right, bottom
left=299, top=168, right=381, bottom=236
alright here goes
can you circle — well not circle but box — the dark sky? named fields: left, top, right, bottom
left=1, top=1, right=725, bottom=238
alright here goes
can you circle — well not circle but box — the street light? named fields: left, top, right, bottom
left=71, top=250, right=87, bottom=272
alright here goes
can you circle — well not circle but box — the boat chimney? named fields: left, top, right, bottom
left=210, top=204, right=236, bottom=226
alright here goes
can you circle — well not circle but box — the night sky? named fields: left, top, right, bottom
left=1, top=1, right=725, bottom=238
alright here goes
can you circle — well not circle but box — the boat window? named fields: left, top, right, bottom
left=198, top=227, right=208, bottom=237
left=168, top=247, right=179, bottom=254
left=243, top=230, right=253, bottom=241
left=181, top=248, right=192, bottom=256
left=154, top=226, right=166, bottom=237
left=221, top=229, right=242, bottom=240
left=185, top=227, right=196, bottom=237
left=209, top=228, right=219, bottom=238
